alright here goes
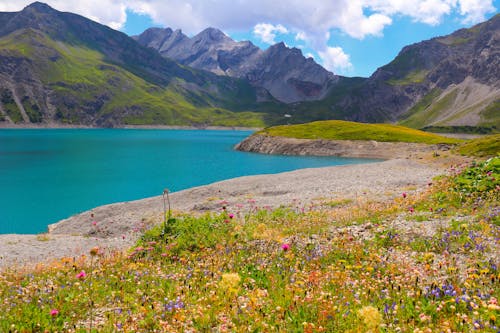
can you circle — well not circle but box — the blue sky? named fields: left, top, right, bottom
left=2, top=0, right=499, bottom=77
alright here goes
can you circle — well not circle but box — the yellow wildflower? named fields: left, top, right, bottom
left=219, top=273, right=241, bottom=296
left=358, top=305, right=382, bottom=331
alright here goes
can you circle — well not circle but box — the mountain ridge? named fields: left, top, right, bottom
left=282, top=14, right=499, bottom=130
left=135, top=27, right=336, bottom=103
left=0, top=2, right=498, bottom=130
left=0, top=2, right=275, bottom=127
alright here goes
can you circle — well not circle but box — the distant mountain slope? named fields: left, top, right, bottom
left=135, top=27, right=336, bottom=103
left=298, top=13, right=499, bottom=129
left=0, top=2, right=269, bottom=127
left=137, top=15, right=499, bottom=131
left=0, top=2, right=497, bottom=129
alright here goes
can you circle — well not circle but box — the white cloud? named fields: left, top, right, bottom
left=253, top=23, right=288, bottom=44
left=458, top=0, right=496, bottom=23
left=1, top=0, right=495, bottom=39
left=366, top=0, right=495, bottom=25
left=318, top=46, right=353, bottom=74
left=295, top=31, right=307, bottom=42
left=0, top=0, right=495, bottom=75
left=305, top=52, right=315, bottom=59
left=0, top=0, right=129, bottom=29
left=367, top=0, right=452, bottom=25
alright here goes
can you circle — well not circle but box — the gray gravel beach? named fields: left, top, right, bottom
left=0, top=153, right=459, bottom=271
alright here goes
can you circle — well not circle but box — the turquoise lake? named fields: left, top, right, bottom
left=0, top=129, right=376, bottom=234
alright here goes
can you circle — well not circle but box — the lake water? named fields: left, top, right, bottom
left=0, top=129, right=376, bottom=234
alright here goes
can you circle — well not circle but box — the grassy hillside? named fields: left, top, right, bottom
left=456, top=134, right=500, bottom=157
left=400, top=85, right=500, bottom=132
left=0, top=28, right=268, bottom=127
left=259, top=120, right=462, bottom=144
left=1, top=157, right=498, bottom=331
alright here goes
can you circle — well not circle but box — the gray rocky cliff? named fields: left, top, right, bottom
left=135, top=28, right=336, bottom=103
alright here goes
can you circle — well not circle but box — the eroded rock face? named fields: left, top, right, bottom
left=235, top=134, right=451, bottom=159
left=135, top=29, right=336, bottom=103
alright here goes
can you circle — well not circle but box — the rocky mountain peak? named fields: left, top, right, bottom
left=271, top=41, right=287, bottom=49
left=23, top=2, right=55, bottom=13
left=0, top=1, right=65, bottom=39
left=265, top=42, right=305, bottom=60
left=196, top=27, right=227, bottom=42
left=136, top=27, right=336, bottom=103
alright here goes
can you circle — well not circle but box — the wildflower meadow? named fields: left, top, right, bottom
left=0, top=157, right=498, bottom=332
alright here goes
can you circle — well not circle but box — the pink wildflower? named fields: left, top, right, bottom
left=281, top=243, right=290, bottom=251
left=402, top=192, right=407, bottom=198
left=76, top=270, right=86, bottom=279
left=229, top=213, right=234, bottom=219
left=50, top=309, right=59, bottom=317
left=92, top=221, right=97, bottom=226
left=409, top=207, right=415, bottom=213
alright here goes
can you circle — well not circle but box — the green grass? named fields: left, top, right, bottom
left=21, top=97, right=43, bottom=123
left=0, top=158, right=498, bottom=331
left=0, top=29, right=267, bottom=127
left=258, top=120, right=462, bottom=144
left=437, top=36, right=473, bottom=46
left=384, top=47, right=424, bottom=74
left=0, top=88, right=23, bottom=123
left=479, top=100, right=500, bottom=128
left=456, top=134, right=500, bottom=157
left=400, top=88, right=458, bottom=129
left=401, top=89, right=442, bottom=124
left=423, top=125, right=498, bottom=135
left=387, top=70, right=429, bottom=85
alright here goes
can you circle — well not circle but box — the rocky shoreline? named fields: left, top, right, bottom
left=0, top=136, right=465, bottom=271
left=235, top=134, right=453, bottom=159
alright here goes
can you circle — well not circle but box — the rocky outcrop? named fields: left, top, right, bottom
left=235, top=134, right=451, bottom=159
left=135, top=28, right=335, bottom=103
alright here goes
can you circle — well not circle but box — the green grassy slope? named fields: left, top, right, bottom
left=400, top=88, right=458, bottom=129
left=0, top=28, right=267, bottom=127
left=400, top=87, right=499, bottom=133
left=259, top=120, right=462, bottom=144
left=0, top=88, right=23, bottom=123
left=456, top=134, right=500, bottom=157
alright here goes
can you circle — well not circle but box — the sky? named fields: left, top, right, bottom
left=0, top=0, right=498, bottom=77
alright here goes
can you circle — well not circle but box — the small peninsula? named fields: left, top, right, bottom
left=236, top=120, right=461, bottom=159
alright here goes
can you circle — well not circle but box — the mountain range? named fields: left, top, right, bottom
left=0, top=2, right=272, bottom=127
left=0, top=2, right=498, bottom=131
left=134, top=27, right=336, bottom=104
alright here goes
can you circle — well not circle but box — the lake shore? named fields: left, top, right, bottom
left=0, top=123, right=261, bottom=131
left=235, top=133, right=454, bottom=159
left=0, top=144, right=468, bottom=271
